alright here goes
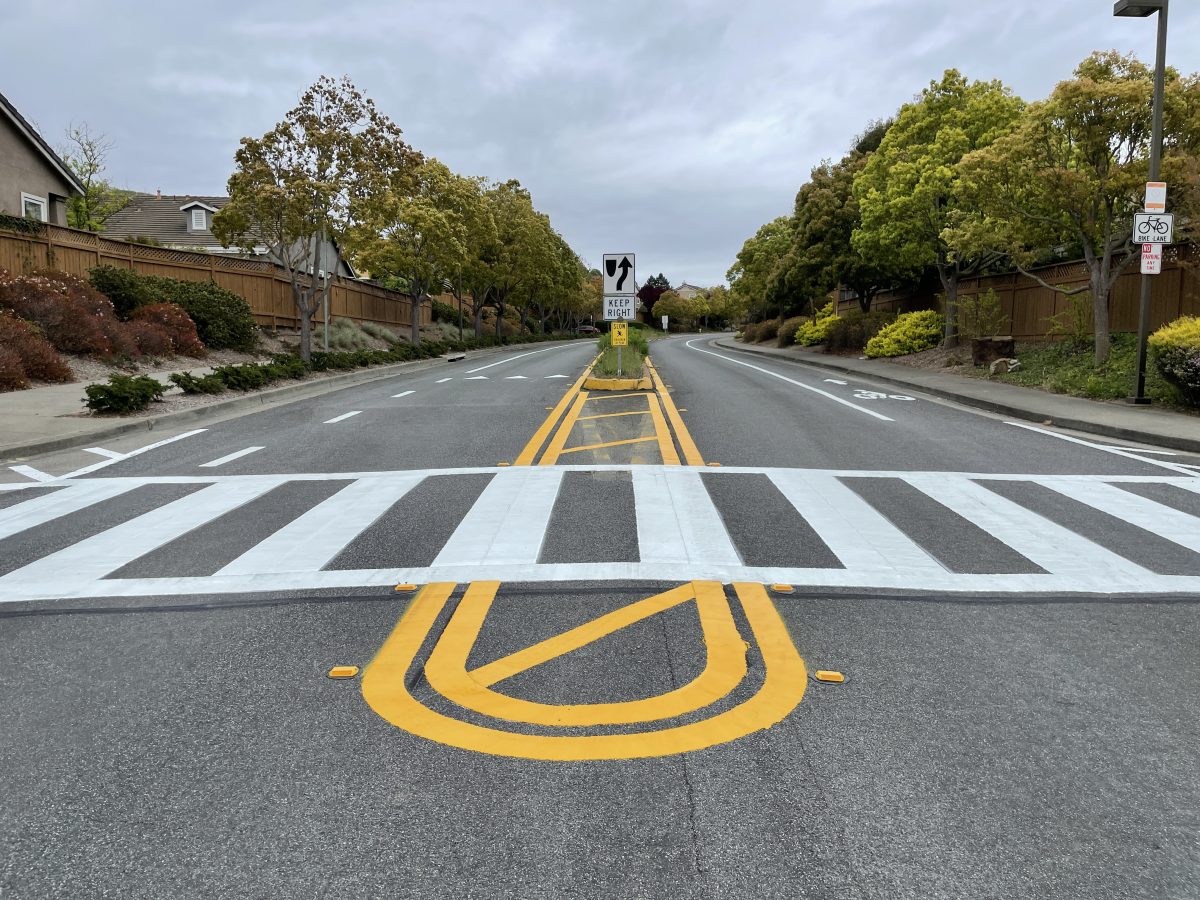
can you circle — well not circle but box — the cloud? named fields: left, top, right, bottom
left=2, top=0, right=1196, bottom=286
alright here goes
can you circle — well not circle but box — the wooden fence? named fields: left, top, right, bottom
left=838, top=245, right=1199, bottom=340
left=0, top=222, right=429, bottom=332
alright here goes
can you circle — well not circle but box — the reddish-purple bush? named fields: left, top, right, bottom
left=0, top=311, right=73, bottom=385
left=0, top=345, right=29, bottom=391
left=130, top=303, right=206, bottom=356
left=124, top=320, right=174, bottom=357
left=0, top=270, right=115, bottom=356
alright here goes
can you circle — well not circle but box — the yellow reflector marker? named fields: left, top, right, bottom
left=394, top=583, right=418, bottom=592
left=814, top=670, right=845, bottom=684
left=497, top=462, right=511, bottom=467
left=707, top=462, right=722, bottom=467
left=771, top=584, right=794, bottom=593
left=328, top=666, right=360, bottom=679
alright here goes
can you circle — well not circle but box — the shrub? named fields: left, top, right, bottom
left=431, top=299, right=460, bottom=323
left=361, top=321, right=400, bottom=344
left=825, top=309, right=897, bottom=353
left=88, top=266, right=257, bottom=350
left=865, top=310, right=944, bottom=358
left=0, top=270, right=116, bottom=356
left=755, top=320, right=779, bottom=342
left=84, top=374, right=164, bottom=413
left=0, top=346, right=29, bottom=391
left=739, top=323, right=759, bottom=343
left=130, top=303, right=206, bottom=356
left=212, top=363, right=270, bottom=391
left=957, top=289, right=1008, bottom=341
left=1047, top=290, right=1094, bottom=345
left=0, top=311, right=72, bottom=384
left=793, top=303, right=839, bottom=347
left=124, top=320, right=174, bottom=357
left=151, top=278, right=257, bottom=351
left=327, top=317, right=372, bottom=351
left=169, top=371, right=226, bottom=395
left=777, top=316, right=808, bottom=347
left=88, top=265, right=162, bottom=316
left=1149, top=316, right=1200, bottom=404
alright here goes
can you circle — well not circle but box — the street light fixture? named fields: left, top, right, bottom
left=1114, top=0, right=1168, bottom=405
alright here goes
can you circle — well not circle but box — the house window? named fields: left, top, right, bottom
left=191, top=208, right=206, bottom=230
left=20, top=193, right=47, bottom=222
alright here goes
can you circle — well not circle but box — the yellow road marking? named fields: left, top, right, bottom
left=577, top=409, right=651, bottom=421
left=646, top=393, right=681, bottom=466
left=557, top=436, right=657, bottom=456
left=360, top=581, right=808, bottom=761
left=514, top=367, right=592, bottom=466
left=648, top=359, right=704, bottom=466
left=537, top=391, right=589, bottom=465
left=586, top=392, right=650, bottom=402
left=424, top=582, right=746, bottom=726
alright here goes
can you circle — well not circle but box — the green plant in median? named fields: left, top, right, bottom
left=84, top=374, right=164, bottom=413
left=864, top=310, right=944, bottom=358
left=956, top=289, right=1008, bottom=341
left=593, top=328, right=649, bottom=377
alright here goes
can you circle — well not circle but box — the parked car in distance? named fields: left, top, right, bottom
left=575, top=325, right=600, bottom=335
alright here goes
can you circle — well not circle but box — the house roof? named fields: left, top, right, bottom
left=0, top=90, right=85, bottom=196
left=676, top=282, right=704, bottom=291
left=102, top=193, right=234, bottom=251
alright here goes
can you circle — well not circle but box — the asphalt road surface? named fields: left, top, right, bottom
left=1, top=335, right=1198, bottom=899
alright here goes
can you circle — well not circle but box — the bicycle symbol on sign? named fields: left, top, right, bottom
left=1137, top=218, right=1169, bottom=238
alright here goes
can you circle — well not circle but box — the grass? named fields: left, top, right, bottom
left=976, top=332, right=1185, bottom=406
left=592, top=328, right=649, bottom=377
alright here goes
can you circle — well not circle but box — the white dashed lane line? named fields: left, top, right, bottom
left=323, top=411, right=362, bottom=425
left=436, top=378, right=453, bottom=383
left=392, top=390, right=416, bottom=399
left=199, top=446, right=265, bottom=468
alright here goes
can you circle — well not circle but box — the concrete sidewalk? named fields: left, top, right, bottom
left=0, top=340, right=576, bottom=460
left=713, top=337, right=1200, bottom=454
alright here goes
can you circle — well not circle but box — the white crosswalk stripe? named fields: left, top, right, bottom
left=2, top=466, right=1200, bottom=602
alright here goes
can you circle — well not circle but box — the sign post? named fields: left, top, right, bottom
left=1130, top=183, right=1171, bottom=404
left=611, top=322, right=628, bottom=376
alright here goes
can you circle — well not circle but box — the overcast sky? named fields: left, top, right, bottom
left=4, top=1, right=1196, bottom=286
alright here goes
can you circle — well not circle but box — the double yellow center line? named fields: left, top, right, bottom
left=514, top=356, right=703, bottom=466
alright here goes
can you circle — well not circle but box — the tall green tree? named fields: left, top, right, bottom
left=213, top=76, right=420, bottom=360
left=853, top=70, right=1024, bottom=345
left=727, top=216, right=794, bottom=320
left=60, top=123, right=131, bottom=231
left=949, top=52, right=1200, bottom=364
left=360, top=159, right=489, bottom=345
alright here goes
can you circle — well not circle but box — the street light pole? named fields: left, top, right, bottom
left=1114, top=0, right=1169, bottom=404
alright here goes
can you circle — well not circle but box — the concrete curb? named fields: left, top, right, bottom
left=1, top=339, right=588, bottom=461
left=712, top=338, right=1200, bottom=455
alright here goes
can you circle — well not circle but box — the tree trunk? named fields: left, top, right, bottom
left=410, top=294, right=422, bottom=346
left=294, top=283, right=315, bottom=362
left=495, top=302, right=505, bottom=341
left=473, top=304, right=484, bottom=338
left=937, top=263, right=960, bottom=348
left=1091, top=268, right=1110, bottom=367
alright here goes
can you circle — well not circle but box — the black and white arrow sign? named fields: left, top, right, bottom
left=602, top=253, right=636, bottom=296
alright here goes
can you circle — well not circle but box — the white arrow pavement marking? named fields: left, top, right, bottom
left=199, top=446, right=265, bottom=468
left=436, top=378, right=453, bottom=383
left=8, top=465, right=55, bottom=483
left=545, top=374, right=569, bottom=379
left=323, top=411, right=362, bottom=424
left=505, top=375, right=529, bottom=380
left=823, top=379, right=848, bottom=385
left=464, top=376, right=489, bottom=381
left=392, top=390, right=416, bottom=399
left=58, top=429, right=207, bottom=480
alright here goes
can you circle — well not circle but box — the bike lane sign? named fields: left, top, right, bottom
left=1134, top=212, right=1173, bottom=244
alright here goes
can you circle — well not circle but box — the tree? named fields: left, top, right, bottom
left=653, top=290, right=701, bottom=330
left=213, top=76, right=420, bottom=360
left=360, top=159, right=489, bottom=344
left=469, top=180, right=546, bottom=340
left=60, top=123, right=131, bottom=231
left=949, top=52, right=1200, bottom=364
left=853, top=70, right=1024, bottom=345
left=637, top=273, right=671, bottom=320
left=726, top=217, right=794, bottom=320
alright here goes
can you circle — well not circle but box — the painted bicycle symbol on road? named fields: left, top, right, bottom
left=852, top=390, right=914, bottom=401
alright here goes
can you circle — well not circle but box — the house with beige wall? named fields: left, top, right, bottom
left=0, top=90, right=83, bottom=225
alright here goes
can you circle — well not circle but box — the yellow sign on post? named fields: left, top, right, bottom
left=611, top=322, right=628, bottom=347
